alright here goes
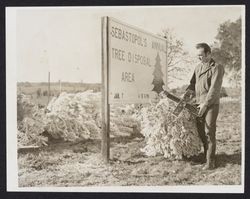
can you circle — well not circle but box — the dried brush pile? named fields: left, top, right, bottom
left=17, top=93, right=48, bottom=147
left=17, top=91, right=202, bottom=159
left=138, top=98, right=202, bottom=159
left=17, top=91, right=140, bottom=146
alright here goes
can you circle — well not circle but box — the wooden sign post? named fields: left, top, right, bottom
left=101, top=16, right=168, bottom=163
left=101, top=17, right=110, bottom=163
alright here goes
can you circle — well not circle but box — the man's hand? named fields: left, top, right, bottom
left=197, top=103, right=208, bottom=117
left=181, top=89, right=195, bottom=100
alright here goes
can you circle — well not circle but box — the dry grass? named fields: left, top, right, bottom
left=18, top=99, right=242, bottom=186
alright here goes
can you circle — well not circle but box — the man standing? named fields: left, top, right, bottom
left=185, top=43, right=224, bottom=170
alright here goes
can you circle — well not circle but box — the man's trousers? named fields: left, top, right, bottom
left=196, top=104, right=220, bottom=166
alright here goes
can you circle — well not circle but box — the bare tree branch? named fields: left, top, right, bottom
left=158, top=28, right=196, bottom=85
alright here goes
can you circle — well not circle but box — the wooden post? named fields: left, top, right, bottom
left=165, top=40, right=168, bottom=90
left=48, top=71, right=50, bottom=104
left=101, top=16, right=110, bottom=163
left=59, top=80, right=61, bottom=94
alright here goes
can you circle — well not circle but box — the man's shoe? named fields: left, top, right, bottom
left=202, top=162, right=215, bottom=170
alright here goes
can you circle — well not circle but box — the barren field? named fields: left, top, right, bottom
left=18, top=98, right=242, bottom=186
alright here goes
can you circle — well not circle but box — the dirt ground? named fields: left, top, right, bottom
left=18, top=99, right=242, bottom=186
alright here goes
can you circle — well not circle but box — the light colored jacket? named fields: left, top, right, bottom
left=187, top=58, right=225, bottom=107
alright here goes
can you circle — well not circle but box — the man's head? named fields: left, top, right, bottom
left=196, top=43, right=211, bottom=63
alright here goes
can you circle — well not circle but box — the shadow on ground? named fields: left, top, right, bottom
left=215, top=152, right=241, bottom=167
left=186, top=151, right=241, bottom=168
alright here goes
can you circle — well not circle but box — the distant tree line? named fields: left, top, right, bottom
left=36, top=88, right=56, bottom=98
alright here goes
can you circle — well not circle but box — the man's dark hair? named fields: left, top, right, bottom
left=196, top=43, right=211, bottom=54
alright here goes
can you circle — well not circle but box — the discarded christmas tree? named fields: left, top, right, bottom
left=152, top=53, right=165, bottom=94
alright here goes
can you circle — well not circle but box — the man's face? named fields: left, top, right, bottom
left=196, top=48, right=210, bottom=63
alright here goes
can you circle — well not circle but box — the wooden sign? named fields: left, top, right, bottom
left=107, top=17, right=168, bottom=104
left=101, top=17, right=168, bottom=162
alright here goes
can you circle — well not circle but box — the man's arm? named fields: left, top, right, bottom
left=184, top=72, right=196, bottom=100
left=186, top=72, right=196, bottom=91
left=204, top=64, right=224, bottom=107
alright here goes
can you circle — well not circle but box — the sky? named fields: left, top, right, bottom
left=13, top=6, right=243, bottom=84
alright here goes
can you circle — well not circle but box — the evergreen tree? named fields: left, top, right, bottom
left=152, top=53, right=165, bottom=94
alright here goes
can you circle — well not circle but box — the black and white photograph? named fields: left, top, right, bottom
left=6, top=5, right=245, bottom=192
